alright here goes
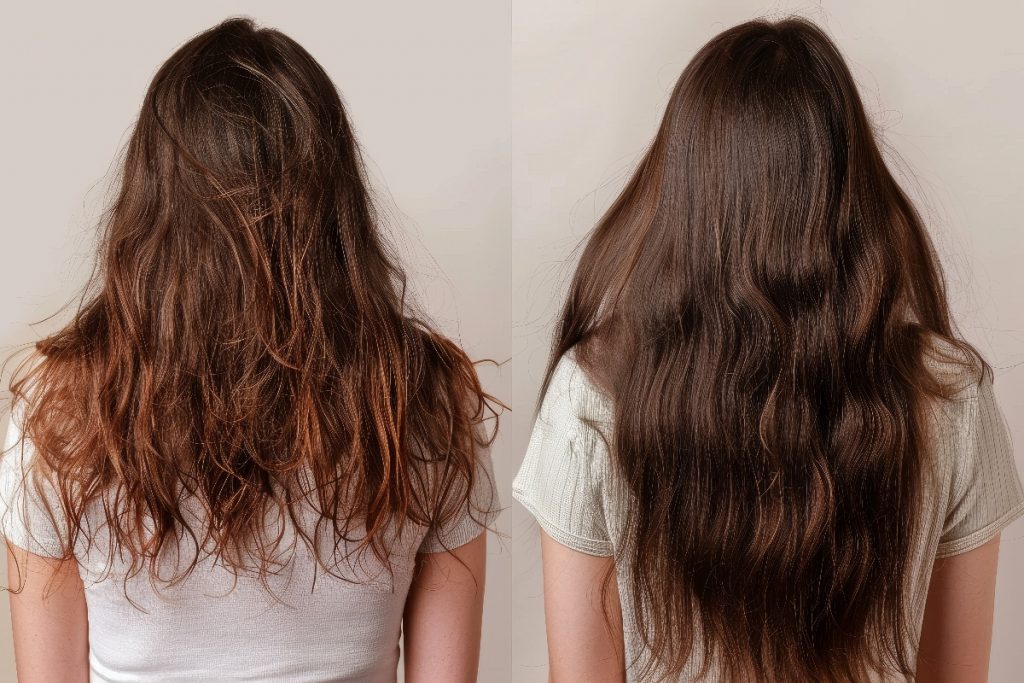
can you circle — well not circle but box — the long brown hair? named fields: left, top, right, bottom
left=546, top=17, right=984, bottom=682
left=5, top=17, right=496, bottom=587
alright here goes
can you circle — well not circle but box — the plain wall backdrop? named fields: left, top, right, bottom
left=510, top=1, right=1024, bottom=681
left=0, top=1, right=512, bottom=681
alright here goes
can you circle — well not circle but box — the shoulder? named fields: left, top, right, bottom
left=514, top=352, right=617, bottom=555
left=920, top=333, right=987, bottom=402
left=525, top=350, right=616, bottom=486
left=539, top=350, right=614, bottom=429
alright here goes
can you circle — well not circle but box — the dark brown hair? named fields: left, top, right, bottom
left=546, top=17, right=984, bottom=682
left=5, top=17, right=497, bottom=588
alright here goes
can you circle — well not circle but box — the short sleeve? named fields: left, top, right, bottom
left=0, top=407, right=67, bottom=557
left=512, top=355, right=613, bottom=556
left=936, top=375, right=1024, bottom=558
left=418, top=437, right=501, bottom=554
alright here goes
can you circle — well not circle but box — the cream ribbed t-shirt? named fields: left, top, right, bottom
left=513, top=350, right=1024, bottom=682
left=0, top=408, right=499, bottom=683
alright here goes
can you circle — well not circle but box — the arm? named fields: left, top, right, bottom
left=541, top=530, right=625, bottom=683
left=916, top=535, right=1001, bottom=683
left=403, top=532, right=487, bottom=683
left=6, top=543, right=89, bottom=683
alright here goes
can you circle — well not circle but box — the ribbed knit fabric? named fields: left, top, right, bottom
left=0, top=408, right=500, bottom=683
left=513, top=348, right=1024, bottom=682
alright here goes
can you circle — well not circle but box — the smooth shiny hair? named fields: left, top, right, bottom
left=546, top=17, right=984, bottom=682
left=6, top=17, right=497, bottom=588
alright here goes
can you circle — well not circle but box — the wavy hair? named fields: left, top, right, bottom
left=546, top=17, right=984, bottom=682
left=5, top=17, right=497, bottom=589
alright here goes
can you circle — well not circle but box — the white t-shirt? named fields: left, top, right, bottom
left=0, top=409, right=499, bottom=683
left=513, top=349, right=1024, bottom=682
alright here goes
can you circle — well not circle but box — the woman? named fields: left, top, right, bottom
left=1, top=18, right=499, bottom=683
left=514, top=17, right=1023, bottom=683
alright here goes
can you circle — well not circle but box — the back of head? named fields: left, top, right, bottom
left=9, top=18, right=493, bottom=585
left=549, top=16, right=983, bottom=681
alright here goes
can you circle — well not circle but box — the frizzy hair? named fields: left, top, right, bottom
left=4, top=17, right=498, bottom=589
left=545, top=17, right=985, bottom=682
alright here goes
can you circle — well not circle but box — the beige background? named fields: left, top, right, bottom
left=0, top=1, right=512, bottom=681
left=510, top=1, right=1024, bottom=681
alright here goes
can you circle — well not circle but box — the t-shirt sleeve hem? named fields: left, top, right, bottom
left=1, top=522, right=65, bottom=558
left=935, top=499, right=1024, bottom=559
left=512, top=485, right=613, bottom=557
left=417, top=506, right=501, bottom=554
